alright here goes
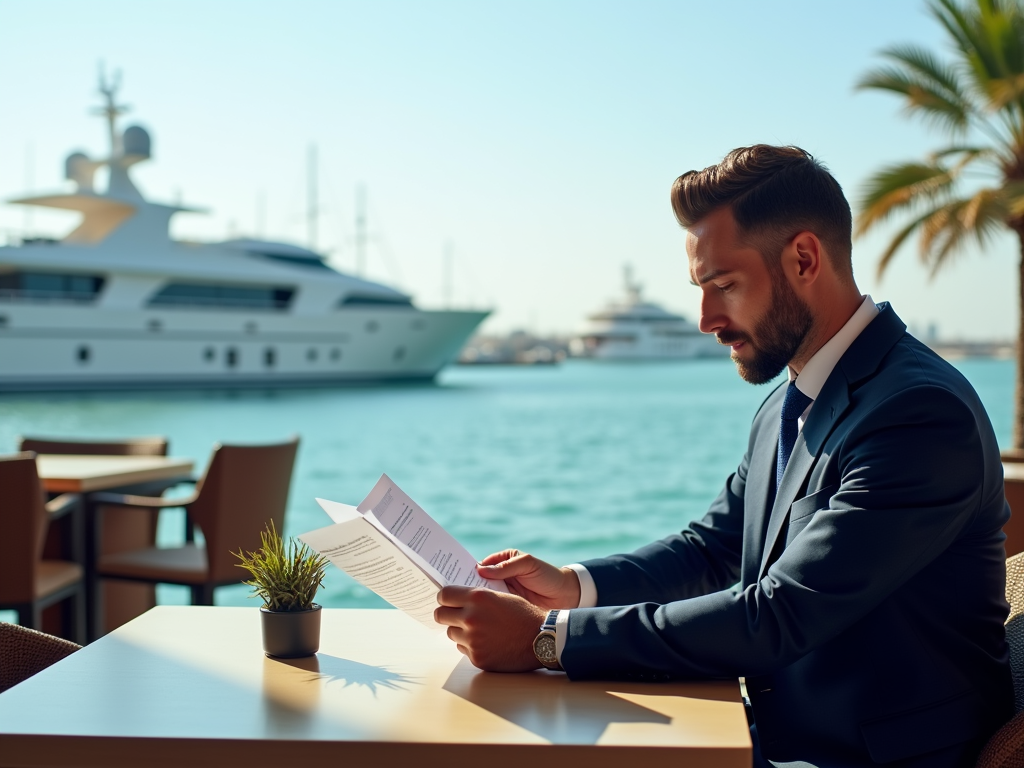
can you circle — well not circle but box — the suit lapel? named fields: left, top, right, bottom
left=754, top=303, right=908, bottom=579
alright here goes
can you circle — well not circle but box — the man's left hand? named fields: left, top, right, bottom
left=435, top=586, right=547, bottom=672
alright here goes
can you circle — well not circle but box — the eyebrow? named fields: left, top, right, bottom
left=690, top=268, right=732, bottom=287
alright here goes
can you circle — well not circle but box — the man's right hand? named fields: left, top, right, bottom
left=476, top=550, right=581, bottom=609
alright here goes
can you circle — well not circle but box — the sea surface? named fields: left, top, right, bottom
left=0, top=357, right=1013, bottom=616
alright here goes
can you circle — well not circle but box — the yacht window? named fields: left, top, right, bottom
left=0, top=315, right=8, bottom=328
left=330, top=348, right=341, bottom=361
left=393, top=346, right=406, bottom=361
left=0, top=271, right=105, bottom=303
left=226, top=348, right=238, bottom=368
left=203, top=347, right=216, bottom=362
left=77, top=345, right=90, bottom=363
left=148, top=282, right=293, bottom=311
left=307, top=348, right=318, bottom=362
left=264, top=348, right=276, bottom=368
left=148, top=319, right=162, bottom=332
left=338, top=295, right=413, bottom=308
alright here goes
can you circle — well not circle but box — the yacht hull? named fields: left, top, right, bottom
left=0, top=304, right=487, bottom=391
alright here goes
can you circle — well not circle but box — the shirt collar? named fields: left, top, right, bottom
left=788, top=295, right=879, bottom=401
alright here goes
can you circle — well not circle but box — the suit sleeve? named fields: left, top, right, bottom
left=562, top=385, right=990, bottom=680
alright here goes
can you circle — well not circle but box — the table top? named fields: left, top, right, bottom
left=35, top=454, right=195, bottom=493
left=0, top=607, right=750, bottom=768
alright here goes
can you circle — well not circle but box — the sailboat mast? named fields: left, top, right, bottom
left=307, top=144, right=318, bottom=250
left=355, top=184, right=367, bottom=276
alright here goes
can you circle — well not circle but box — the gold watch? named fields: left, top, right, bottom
left=533, top=610, right=562, bottom=670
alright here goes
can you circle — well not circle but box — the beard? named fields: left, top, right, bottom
left=718, top=274, right=814, bottom=385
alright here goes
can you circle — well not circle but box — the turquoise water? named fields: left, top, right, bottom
left=0, top=357, right=1013, bottom=615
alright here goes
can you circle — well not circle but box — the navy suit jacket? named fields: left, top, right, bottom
left=564, top=304, right=1014, bottom=766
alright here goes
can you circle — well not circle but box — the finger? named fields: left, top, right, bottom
left=437, top=585, right=474, bottom=607
left=479, top=549, right=521, bottom=566
left=477, top=552, right=538, bottom=578
left=434, top=605, right=465, bottom=628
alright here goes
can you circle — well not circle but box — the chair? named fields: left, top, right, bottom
left=94, top=437, right=299, bottom=606
left=977, top=553, right=1024, bottom=767
left=0, top=622, right=80, bottom=693
left=17, top=435, right=169, bottom=457
left=0, top=454, right=85, bottom=644
left=18, top=435, right=173, bottom=637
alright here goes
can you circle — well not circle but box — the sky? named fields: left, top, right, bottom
left=0, top=0, right=1015, bottom=340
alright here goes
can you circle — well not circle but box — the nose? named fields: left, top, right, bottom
left=698, top=291, right=724, bottom=335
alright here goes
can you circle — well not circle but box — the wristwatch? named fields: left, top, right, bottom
left=533, top=609, right=562, bottom=670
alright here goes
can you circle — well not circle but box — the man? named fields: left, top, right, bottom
left=435, top=145, right=1014, bottom=768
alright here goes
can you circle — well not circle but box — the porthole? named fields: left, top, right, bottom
left=307, top=348, right=318, bottom=362
left=226, top=348, right=238, bottom=368
left=203, top=347, right=216, bottom=362
left=330, top=348, right=341, bottom=361
left=0, top=315, right=10, bottom=328
left=77, top=345, right=90, bottom=364
left=393, top=346, right=406, bottom=361
left=245, top=321, right=258, bottom=334
left=365, top=320, right=379, bottom=333
left=264, top=347, right=276, bottom=367
left=147, top=319, right=162, bottom=332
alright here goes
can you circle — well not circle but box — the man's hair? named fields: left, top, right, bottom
left=671, top=145, right=853, bottom=279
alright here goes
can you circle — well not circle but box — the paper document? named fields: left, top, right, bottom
left=299, top=474, right=507, bottom=631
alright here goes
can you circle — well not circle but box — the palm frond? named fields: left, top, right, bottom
left=856, top=162, right=960, bottom=235
left=918, top=188, right=1007, bottom=277
left=857, top=64, right=972, bottom=132
left=874, top=208, right=940, bottom=279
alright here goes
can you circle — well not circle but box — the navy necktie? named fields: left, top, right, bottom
left=777, top=382, right=813, bottom=490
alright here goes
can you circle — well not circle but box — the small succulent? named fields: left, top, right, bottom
left=234, top=521, right=328, bottom=612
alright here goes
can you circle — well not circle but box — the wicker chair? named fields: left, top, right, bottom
left=17, top=435, right=173, bottom=637
left=94, top=437, right=299, bottom=606
left=977, top=553, right=1024, bottom=767
left=0, top=622, right=80, bottom=693
left=0, top=454, right=85, bottom=643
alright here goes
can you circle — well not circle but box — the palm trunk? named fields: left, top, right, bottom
left=1015, top=227, right=1024, bottom=448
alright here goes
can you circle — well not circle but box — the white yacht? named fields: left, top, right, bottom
left=0, top=78, right=488, bottom=391
left=570, top=267, right=726, bottom=360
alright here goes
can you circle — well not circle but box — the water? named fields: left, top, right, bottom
left=0, top=357, right=1013, bottom=616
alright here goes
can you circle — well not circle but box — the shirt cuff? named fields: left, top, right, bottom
left=555, top=609, right=570, bottom=661
left=565, top=563, right=598, bottom=608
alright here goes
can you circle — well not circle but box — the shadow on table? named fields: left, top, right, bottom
left=269, top=653, right=419, bottom=696
left=442, top=656, right=675, bottom=744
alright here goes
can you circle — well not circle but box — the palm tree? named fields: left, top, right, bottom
left=856, top=0, right=1024, bottom=447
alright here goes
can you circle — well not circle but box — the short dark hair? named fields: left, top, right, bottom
left=671, top=145, right=853, bottom=279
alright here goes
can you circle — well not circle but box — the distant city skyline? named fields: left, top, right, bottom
left=0, top=0, right=1013, bottom=340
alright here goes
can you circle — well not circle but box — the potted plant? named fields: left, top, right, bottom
left=234, top=521, right=329, bottom=658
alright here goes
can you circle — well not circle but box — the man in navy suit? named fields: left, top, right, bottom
left=435, top=145, right=1014, bottom=767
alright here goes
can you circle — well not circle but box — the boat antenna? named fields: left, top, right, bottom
left=91, top=63, right=129, bottom=157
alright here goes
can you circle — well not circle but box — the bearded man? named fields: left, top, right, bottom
left=435, top=145, right=1014, bottom=768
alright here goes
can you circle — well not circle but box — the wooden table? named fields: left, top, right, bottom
left=36, top=454, right=195, bottom=640
left=36, top=454, right=194, bottom=493
left=0, top=607, right=751, bottom=768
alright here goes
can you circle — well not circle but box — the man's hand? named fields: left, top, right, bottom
left=435, top=586, right=547, bottom=672
left=476, top=550, right=581, bottom=609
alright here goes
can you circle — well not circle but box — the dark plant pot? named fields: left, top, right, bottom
left=260, top=604, right=321, bottom=658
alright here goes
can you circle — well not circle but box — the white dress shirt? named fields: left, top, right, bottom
left=553, top=296, right=880, bottom=662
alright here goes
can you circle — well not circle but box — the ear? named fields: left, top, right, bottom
left=784, top=231, right=823, bottom=286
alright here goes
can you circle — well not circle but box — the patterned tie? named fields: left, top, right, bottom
left=777, top=382, right=813, bottom=490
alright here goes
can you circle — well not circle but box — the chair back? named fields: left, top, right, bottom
left=1006, top=552, right=1024, bottom=713
left=0, top=622, right=80, bottom=693
left=0, top=454, right=49, bottom=604
left=187, top=437, right=299, bottom=583
left=17, top=436, right=168, bottom=456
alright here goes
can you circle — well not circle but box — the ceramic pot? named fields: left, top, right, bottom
left=260, top=604, right=321, bottom=658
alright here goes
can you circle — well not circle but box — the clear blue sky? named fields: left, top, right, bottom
left=0, top=0, right=1013, bottom=340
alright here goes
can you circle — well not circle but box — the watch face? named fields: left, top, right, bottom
left=534, top=632, right=558, bottom=665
